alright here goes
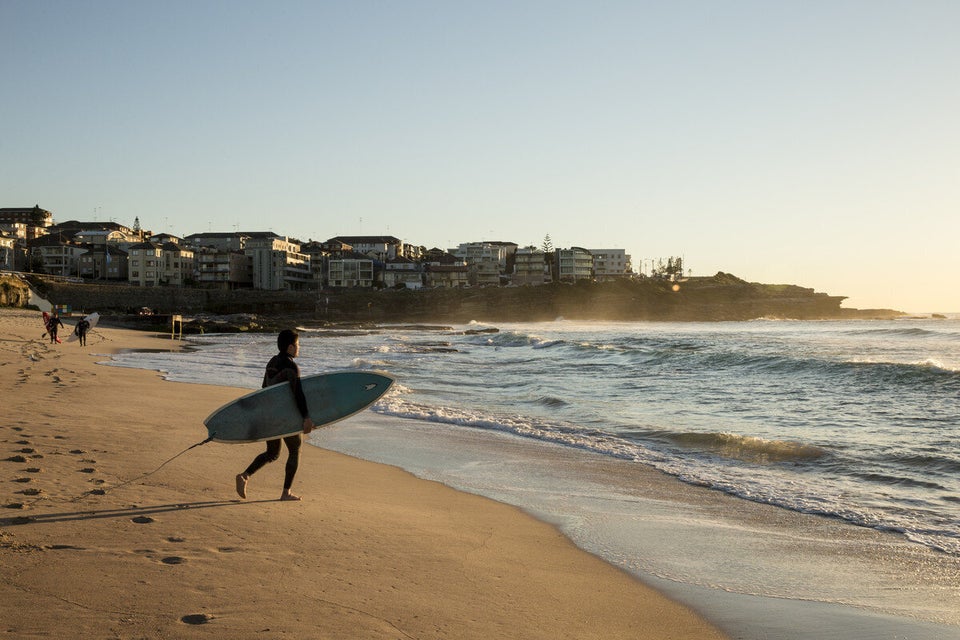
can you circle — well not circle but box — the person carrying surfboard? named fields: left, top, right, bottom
left=46, top=312, right=64, bottom=344
left=235, top=329, right=315, bottom=501
left=75, top=317, right=91, bottom=346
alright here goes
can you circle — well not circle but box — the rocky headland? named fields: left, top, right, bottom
left=4, top=272, right=904, bottom=333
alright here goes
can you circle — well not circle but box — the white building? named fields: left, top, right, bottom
left=589, top=249, right=632, bottom=279
left=555, top=247, right=593, bottom=282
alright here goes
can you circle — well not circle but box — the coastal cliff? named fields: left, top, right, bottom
left=10, top=272, right=903, bottom=326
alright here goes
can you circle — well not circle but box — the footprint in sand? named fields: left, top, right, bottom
left=181, top=614, right=213, bottom=625
left=161, top=556, right=186, bottom=565
left=18, top=448, right=36, bottom=453
left=13, top=477, right=31, bottom=483
left=18, top=488, right=42, bottom=496
left=79, top=468, right=96, bottom=474
left=88, top=489, right=106, bottom=495
left=167, top=536, right=186, bottom=543
left=131, top=516, right=156, bottom=524
left=25, top=467, right=41, bottom=473
left=5, top=455, right=27, bottom=463
left=69, top=449, right=87, bottom=455
left=4, top=503, right=26, bottom=509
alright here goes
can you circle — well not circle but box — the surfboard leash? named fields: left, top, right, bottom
left=63, top=436, right=215, bottom=504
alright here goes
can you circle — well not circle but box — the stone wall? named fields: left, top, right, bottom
left=33, top=280, right=319, bottom=315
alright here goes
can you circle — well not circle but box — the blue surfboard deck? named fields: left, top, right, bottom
left=204, top=370, right=395, bottom=443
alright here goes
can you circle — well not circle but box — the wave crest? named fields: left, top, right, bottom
left=657, top=431, right=828, bottom=464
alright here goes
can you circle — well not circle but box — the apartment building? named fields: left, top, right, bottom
left=127, top=242, right=162, bottom=286
left=589, top=249, right=632, bottom=280
left=450, top=241, right=518, bottom=287
left=555, top=247, right=593, bottom=282
left=0, top=206, right=53, bottom=240
left=28, top=236, right=87, bottom=277
left=513, top=247, right=549, bottom=285
left=194, top=246, right=252, bottom=289
left=246, top=235, right=311, bottom=290
left=127, top=241, right=194, bottom=286
left=328, top=257, right=374, bottom=288
left=78, top=245, right=128, bottom=281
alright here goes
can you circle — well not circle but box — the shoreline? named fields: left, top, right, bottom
left=102, top=320, right=960, bottom=638
left=0, top=308, right=728, bottom=639
left=316, top=411, right=960, bottom=639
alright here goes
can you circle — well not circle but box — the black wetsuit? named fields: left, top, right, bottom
left=75, top=319, right=90, bottom=346
left=242, top=351, right=309, bottom=490
left=47, top=315, right=64, bottom=344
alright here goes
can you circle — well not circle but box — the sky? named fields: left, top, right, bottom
left=2, top=1, right=958, bottom=312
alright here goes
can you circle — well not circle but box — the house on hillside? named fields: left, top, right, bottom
left=327, top=236, right=404, bottom=261
left=48, top=220, right=142, bottom=244
left=383, top=256, right=423, bottom=289
left=425, top=251, right=468, bottom=288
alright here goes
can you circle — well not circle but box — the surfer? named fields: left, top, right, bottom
left=75, top=317, right=90, bottom=346
left=235, top=329, right=315, bottom=501
left=46, top=312, right=64, bottom=344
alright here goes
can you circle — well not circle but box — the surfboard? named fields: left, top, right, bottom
left=203, top=370, right=395, bottom=443
left=66, top=312, right=100, bottom=343
left=41, top=312, right=61, bottom=343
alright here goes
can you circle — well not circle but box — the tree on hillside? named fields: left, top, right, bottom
left=541, top=234, right=556, bottom=281
left=541, top=234, right=553, bottom=253
left=30, top=205, right=46, bottom=227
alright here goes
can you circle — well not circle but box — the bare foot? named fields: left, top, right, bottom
left=280, top=491, right=301, bottom=501
left=235, top=474, right=248, bottom=499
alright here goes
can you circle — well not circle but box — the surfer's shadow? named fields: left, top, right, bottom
left=2, top=499, right=274, bottom=526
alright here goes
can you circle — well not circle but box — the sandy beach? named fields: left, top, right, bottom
left=0, top=308, right=727, bottom=639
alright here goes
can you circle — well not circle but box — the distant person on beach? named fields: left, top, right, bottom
left=75, top=318, right=90, bottom=346
left=46, top=312, right=64, bottom=344
left=236, top=329, right=315, bottom=501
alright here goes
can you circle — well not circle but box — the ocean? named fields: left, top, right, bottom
left=105, top=317, right=960, bottom=638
